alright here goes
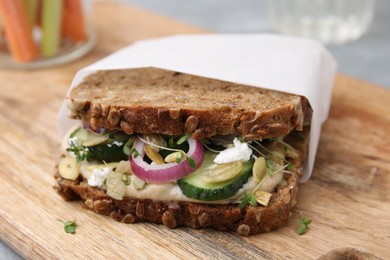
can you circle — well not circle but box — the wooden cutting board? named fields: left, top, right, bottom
left=0, top=2, right=389, bottom=259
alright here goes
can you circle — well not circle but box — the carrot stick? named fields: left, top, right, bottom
left=0, top=0, right=38, bottom=62
left=41, top=0, right=62, bottom=57
left=0, top=14, right=3, bottom=42
left=22, top=0, right=38, bottom=28
left=62, top=0, right=87, bottom=42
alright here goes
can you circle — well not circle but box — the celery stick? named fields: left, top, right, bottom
left=22, top=0, right=38, bottom=28
left=41, top=0, right=63, bottom=57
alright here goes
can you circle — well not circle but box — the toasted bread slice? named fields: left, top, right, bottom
left=67, top=68, right=310, bottom=140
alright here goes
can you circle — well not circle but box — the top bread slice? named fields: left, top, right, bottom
left=67, top=67, right=310, bottom=140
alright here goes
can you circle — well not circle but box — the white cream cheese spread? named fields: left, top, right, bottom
left=214, top=137, right=252, bottom=164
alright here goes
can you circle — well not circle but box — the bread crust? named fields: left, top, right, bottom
left=55, top=128, right=309, bottom=236
left=67, top=68, right=311, bottom=140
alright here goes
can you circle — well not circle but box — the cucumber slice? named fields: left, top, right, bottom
left=89, top=141, right=129, bottom=162
left=70, top=127, right=109, bottom=147
left=177, top=152, right=254, bottom=201
left=69, top=127, right=131, bottom=163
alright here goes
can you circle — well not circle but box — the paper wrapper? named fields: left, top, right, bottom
left=58, top=34, right=337, bottom=182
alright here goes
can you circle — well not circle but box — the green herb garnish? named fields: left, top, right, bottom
left=123, top=138, right=135, bottom=156
left=66, top=145, right=91, bottom=163
left=129, top=148, right=140, bottom=158
left=239, top=193, right=258, bottom=208
left=176, top=134, right=189, bottom=145
left=64, top=220, right=77, bottom=234
left=175, top=152, right=182, bottom=163
left=266, top=159, right=274, bottom=176
left=168, top=136, right=176, bottom=147
left=168, top=134, right=190, bottom=147
left=186, top=156, right=197, bottom=169
left=297, top=212, right=311, bottom=235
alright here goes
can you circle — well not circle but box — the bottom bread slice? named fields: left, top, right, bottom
left=55, top=172, right=299, bottom=236
left=55, top=128, right=308, bottom=236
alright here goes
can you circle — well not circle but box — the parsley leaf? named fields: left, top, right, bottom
left=239, top=193, right=258, bottom=208
left=297, top=212, right=311, bottom=235
left=64, top=220, right=77, bottom=234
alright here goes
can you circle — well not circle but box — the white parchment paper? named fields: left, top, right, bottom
left=58, top=34, right=337, bottom=182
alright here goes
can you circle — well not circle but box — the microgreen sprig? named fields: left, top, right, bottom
left=123, top=137, right=135, bottom=156
left=239, top=193, right=257, bottom=208
left=201, top=139, right=224, bottom=154
left=61, top=220, right=77, bottom=234
left=66, top=145, right=91, bottom=163
left=129, top=147, right=140, bottom=158
left=186, top=156, right=197, bottom=169
left=176, top=134, right=189, bottom=145
left=297, top=212, right=311, bottom=235
left=266, top=159, right=275, bottom=176
left=138, top=136, right=197, bottom=169
left=168, top=134, right=189, bottom=147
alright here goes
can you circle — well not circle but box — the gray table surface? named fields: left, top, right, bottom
left=1, top=0, right=389, bottom=259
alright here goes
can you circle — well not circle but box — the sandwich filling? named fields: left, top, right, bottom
left=59, top=124, right=302, bottom=206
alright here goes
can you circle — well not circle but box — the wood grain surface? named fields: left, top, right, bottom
left=0, top=2, right=389, bottom=259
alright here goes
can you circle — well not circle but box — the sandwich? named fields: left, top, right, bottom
left=56, top=67, right=311, bottom=236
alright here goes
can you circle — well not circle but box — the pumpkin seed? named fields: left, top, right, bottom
left=202, top=161, right=243, bottom=184
left=254, top=190, right=272, bottom=206
left=165, top=151, right=185, bottom=163
left=59, top=156, right=79, bottom=180
left=252, top=156, right=266, bottom=183
left=144, top=145, right=165, bottom=165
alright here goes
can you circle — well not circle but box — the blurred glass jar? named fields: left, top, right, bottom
left=0, top=0, right=95, bottom=69
left=267, top=0, right=375, bottom=45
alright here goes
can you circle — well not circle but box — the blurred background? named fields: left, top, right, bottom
left=0, top=0, right=389, bottom=258
left=118, top=0, right=389, bottom=88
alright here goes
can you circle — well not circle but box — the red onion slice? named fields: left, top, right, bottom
left=130, top=137, right=204, bottom=183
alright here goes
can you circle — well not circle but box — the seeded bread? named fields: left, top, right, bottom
left=55, top=128, right=309, bottom=236
left=67, top=68, right=310, bottom=140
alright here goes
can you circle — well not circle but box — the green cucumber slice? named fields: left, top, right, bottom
left=88, top=141, right=129, bottom=162
left=69, top=127, right=131, bottom=163
left=177, top=152, right=254, bottom=201
left=70, top=127, right=109, bottom=147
